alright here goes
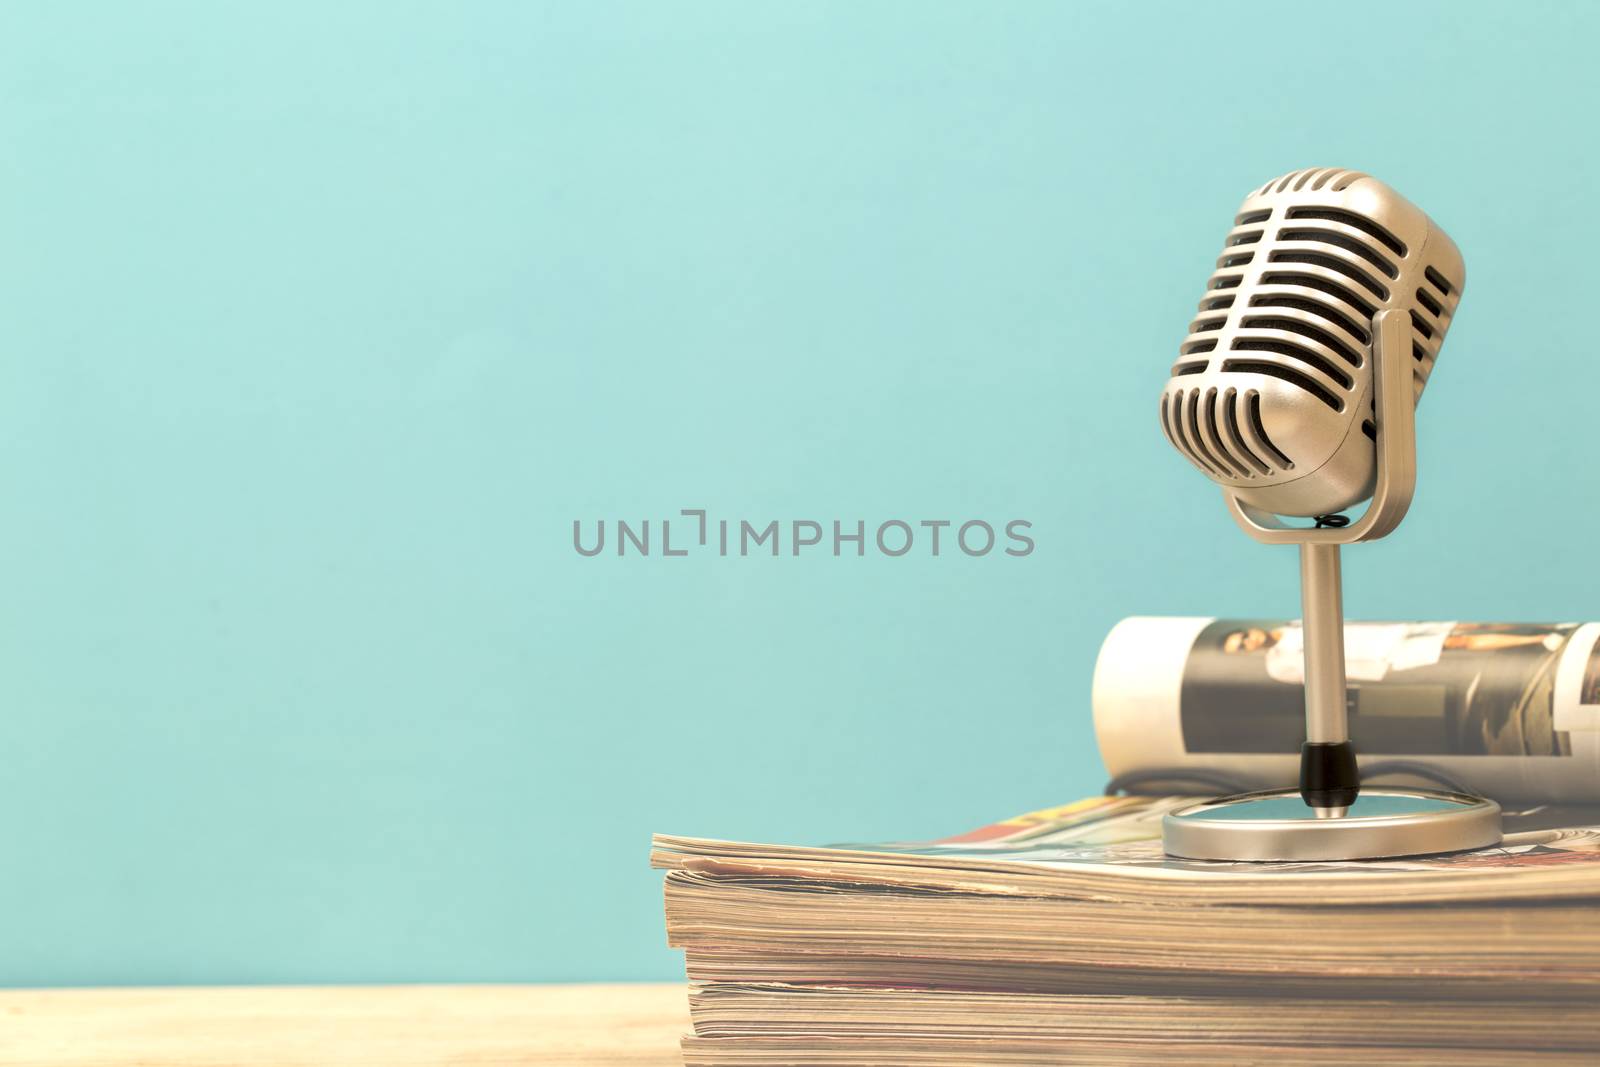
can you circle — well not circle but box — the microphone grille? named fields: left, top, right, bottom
left=1161, top=168, right=1465, bottom=516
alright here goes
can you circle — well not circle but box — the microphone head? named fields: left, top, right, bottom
left=1159, top=168, right=1465, bottom=518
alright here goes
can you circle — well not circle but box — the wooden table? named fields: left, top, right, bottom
left=0, top=984, right=689, bottom=1065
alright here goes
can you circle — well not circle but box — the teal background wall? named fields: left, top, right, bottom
left=2, top=1, right=1596, bottom=985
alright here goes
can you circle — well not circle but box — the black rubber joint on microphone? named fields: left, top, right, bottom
left=1300, top=741, right=1360, bottom=810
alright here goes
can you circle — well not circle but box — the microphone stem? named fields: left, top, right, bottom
left=1299, top=541, right=1359, bottom=815
left=1300, top=542, right=1348, bottom=744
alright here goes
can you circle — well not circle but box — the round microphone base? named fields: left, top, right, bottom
left=1162, top=788, right=1501, bottom=862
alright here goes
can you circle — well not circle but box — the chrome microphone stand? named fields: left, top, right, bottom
left=1162, top=311, right=1502, bottom=861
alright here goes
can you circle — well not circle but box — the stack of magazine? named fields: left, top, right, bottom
left=653, top=618, right=1600, bottom=1065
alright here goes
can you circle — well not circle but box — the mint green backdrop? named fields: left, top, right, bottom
left=3, top=2, right=1595, bottom=984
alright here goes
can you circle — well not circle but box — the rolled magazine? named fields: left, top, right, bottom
left=1093, top=618, right=1600, bottom=804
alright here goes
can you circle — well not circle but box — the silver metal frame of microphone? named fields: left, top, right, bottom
left=1223, top=309, right=1416, bottom=548
left=1161, top=308, right=1504, bottom=860
left=1232, top=307, right=1414, bottom=809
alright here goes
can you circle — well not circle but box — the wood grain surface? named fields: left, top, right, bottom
left=0, top=983, right=689, bottom=1066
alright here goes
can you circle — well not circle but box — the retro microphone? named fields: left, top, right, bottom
left=1157, top=168, right=1502, bottom=861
